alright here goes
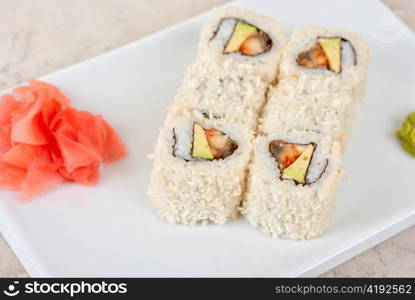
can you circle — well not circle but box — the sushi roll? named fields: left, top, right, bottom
left=270, top=26, right=369, bottom=147
left=278, top=26, right=369, bottom=103
left=149, top=6, right=287, bottom=225
left=260, top=85, right=357, bottom=148
left=149, top=108, right=252, bottom=224
left=243, top=130, right=342, bottom=239
left=170, top=6, right=287, bottom=129
left=242, top=27, right=369, bottom=239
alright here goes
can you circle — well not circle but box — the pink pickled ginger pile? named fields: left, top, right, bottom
left=0, top=80, right=126, bottom=200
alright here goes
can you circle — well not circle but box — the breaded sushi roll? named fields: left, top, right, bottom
left=243, top=130, right=342, bottom=239
left=278, top=26, right=369, bottom=101
left=260, top=87, right=357, bottom=148
left=243, top=27, right=369, bottom=239
left=149, top=6, right=286, bottom=225
left=149, top=108, right=252, bottom=224
left=171, top=6, right=287, bottom=129
left=270, top=26, right=369, bottom=147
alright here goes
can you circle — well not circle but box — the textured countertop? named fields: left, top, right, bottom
left=0, top=0, right=414, bottom=277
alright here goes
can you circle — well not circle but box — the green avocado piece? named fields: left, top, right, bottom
left=224, top=22, right=257, bottom=53
left=318, top=37, right=342, bottom=73
left=396, top=112, right=415, bottom=157
left=282, top=144, right=314, bottom=184
left=192, top=123, right=214, bottom=160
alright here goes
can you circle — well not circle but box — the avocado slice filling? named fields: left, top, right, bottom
left=224, top=20, right=272, bottom=56
left=192, top=123, right=237, bottom=160
left=296, top=37, right=342, bottom=73
left=318, top=37, right=341, bottom=73
left=269, top=140, right=315, bottom=184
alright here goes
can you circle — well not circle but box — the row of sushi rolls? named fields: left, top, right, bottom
left=149, top=6, right=369, bottom=240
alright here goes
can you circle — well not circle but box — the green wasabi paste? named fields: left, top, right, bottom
left=396, top=112, right=415, bottom=157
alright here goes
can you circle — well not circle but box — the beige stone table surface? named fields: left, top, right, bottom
left=0, top=0, right=414, bottom=277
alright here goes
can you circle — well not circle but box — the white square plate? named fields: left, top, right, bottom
left=1, top=0, right=414, bottom=277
